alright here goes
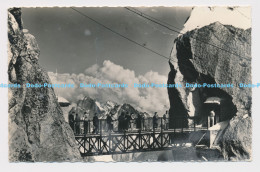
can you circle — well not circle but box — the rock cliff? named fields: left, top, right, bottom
left=168, top=21, right=251, bottom=160
left=8, top=8, right=81, bottom=162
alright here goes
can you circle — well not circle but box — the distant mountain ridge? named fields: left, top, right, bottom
left=69, top=96, right=151, bottom=120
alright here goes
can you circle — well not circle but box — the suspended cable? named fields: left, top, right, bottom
left=70, top=7, right=171, bottom=61
left=71, top=7, right=203, bottom=72
left=70, top=7, right=250, bottom=73
left=128, top=7, right=183, bottom=31
left=235, top=8, right=250, bottom=20
left=125, top=7, right=251, bottom=60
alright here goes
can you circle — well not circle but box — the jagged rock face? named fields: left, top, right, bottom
left=77, top=97, right=101, bottom=119
left=8, top=9, right=81, bottom=162
left=171, top=22, right=251, bottom=117
left=167, top=62, right=189, bottom=128
left=75, top=96, right=151, bottom=120
left=76, top=97, right=118, bottom=120
left=168, top=22, right=251, bottom=160
left=216, top=115, right=252, bottom=160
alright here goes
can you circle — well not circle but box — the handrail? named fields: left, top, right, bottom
left=70, top=116, right=204, bottom=135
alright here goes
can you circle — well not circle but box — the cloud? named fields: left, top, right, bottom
left=84, top=64, right=99, bottom=76
left=49, top=60, right=169, bottom=115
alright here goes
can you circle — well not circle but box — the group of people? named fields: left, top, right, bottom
left=69, top=108, right=220, bottom=136
left=69, top=112, right=81, bottom=134
left=117, top=112, right=132, bottom=132
left=69, top=111, right=108, bottom=135
left=68, top=110, right=169, bottom=135
left=117, top=111, right=169, bottom=131
left=69, top=111, right=90, bottom=135
left=152, top=111, right=168, bottom=130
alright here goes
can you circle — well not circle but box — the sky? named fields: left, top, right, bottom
left=21, top=7, right=192, bottom=115
left=22, top=7, right=191, bottom=76
left=21, top=7, right=251, bottom=115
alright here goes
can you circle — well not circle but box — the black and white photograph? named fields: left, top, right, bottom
left=6, top=6, right=252, bottom=162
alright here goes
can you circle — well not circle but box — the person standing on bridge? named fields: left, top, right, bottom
left=106, top=113, right=113, bottom=132
left=69, top=112, right=75, bottom=132
left=75, top=113, right=80, bottom=135
left=83, top=111, right=89, bottom=135
left=125, top=112, right=131, bottom=131
left=153, top=112, right=158, bottom=130
left=93, top=113, right=99, bottom=134
left=130, top=113, right=135, bottom=129
left=118, top=112, right=125, bottom=132
left=136, top=113, right=142, bottom=131
left=163, top=111, right=168, bottom=130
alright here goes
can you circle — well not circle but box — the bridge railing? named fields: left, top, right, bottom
left=70, top=116, right=206, bottom=136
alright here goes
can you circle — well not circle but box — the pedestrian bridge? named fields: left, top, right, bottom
left=73, top=117, right=210, bottom=156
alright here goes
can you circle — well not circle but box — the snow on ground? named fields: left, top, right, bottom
left=209, top=120, right=229, bottom=131
left=90, top=155, right=114, bottom=162
left=57, top=96, right=70, bottom=103
left=95, top=101, right=105, bottom=112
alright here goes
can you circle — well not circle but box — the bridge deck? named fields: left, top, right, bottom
left=75, top=127, right=207, bottom=137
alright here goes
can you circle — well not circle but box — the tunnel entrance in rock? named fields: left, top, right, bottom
left=195, top=74, right=237, bottom=126
left=175, top=42, right=238, bottom=126
left=202, top=88, right=236, bottom=120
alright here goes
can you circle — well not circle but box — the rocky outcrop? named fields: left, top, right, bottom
left=168, top=22, right=251, bottom=160
left=8, top=8, right=81, bottom=162
left=76, top=96, right=151, bottom=120
left=167, top=62, right=189, bottom=128
left=216, top=115, right=252, bottom=160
